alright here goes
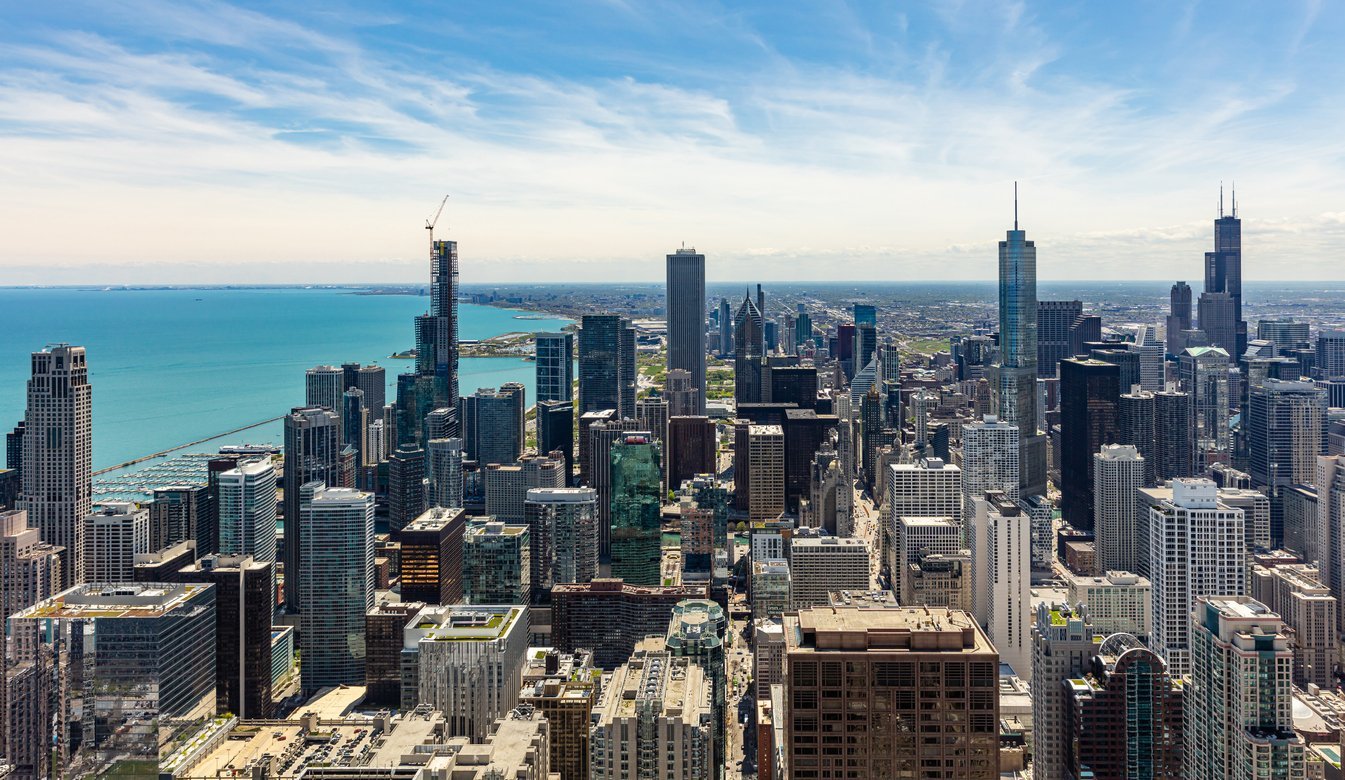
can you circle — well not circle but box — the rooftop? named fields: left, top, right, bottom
left=14, top=582, right=210, bottom=620
left=787, top=606, right=993, bottom=655
left=405, top=604, right=523, bottom=645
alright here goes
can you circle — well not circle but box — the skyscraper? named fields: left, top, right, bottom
left=1030, top=603, right=1099, bottom=780
left=578, top=314, right=637, bottom=417
left=718, top=297, right=732, bottom=356
left=1142, top=479, right=1246, bottom=677
left=82, top=502, right=149, bottom=583
left=417, top=238, right=461, bottom=413
left=538, top=399, right=575, bottom=480
left=1116, top=387, right=1157, bottom=486
left=462, top=383, right=526, bottom=466
left=989, top=190, right=1047, bottom=499
left=19, top=344, right=91, bottom=588
left=1059, top=358, right=1120, bottom=529
left=1185, top=596, right=1304, bottom=780
left=398, top=506, right=466, bottom=605
left=535, top=331, right=575, bottom=404
left=734, top=291, right=765, bottom=405
left=783, top=606, right=1000, bottom=779
left=177, top=553, right=275, bottom=718
left=388, top=444, right=427, bottom=533
left=666, top=246, right=707, bottom=414
left=525, top=487, right=599, bottom=596
left=282, top=405, right=344, bottom=612
left=427, top=436, right=464, bottom=508
left=1037, top=300, right=1084, bottom=377
left=1247, top=379, right=1327, bottom=492
left=610, top=435, right=663, bottom=585
left=1203, top=189, right=1247, bottom=357
left=216, top=457, right=278, bottom=576
left=1168, top=281, right=1193, bottom=355
left=960, top=414, right=1020, bottom=524
left=1093, top=444, right=1146, bottom=573
left=747, top=424, right=785, bottom=521
left=304, top=364, right=344, bottom=414
left=666, top=416, right=716, bottom=491
left=1180, top=346, right=1231, bottom=466
left=969, top=491, right=1032, bottom=678
left=1154, top=384, right=1194, bottom=481
left=464, top=521, right=531, bottom=605
left=298, top=484, right=374, bottom=693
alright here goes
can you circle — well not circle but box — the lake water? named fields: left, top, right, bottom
left=0, top=287, right=571, bottom=470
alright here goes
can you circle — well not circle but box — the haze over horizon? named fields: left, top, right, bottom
left=4, top=1, right=1344, bottom=284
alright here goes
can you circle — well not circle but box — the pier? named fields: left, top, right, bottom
left=91, top=416, right=284, bottom=477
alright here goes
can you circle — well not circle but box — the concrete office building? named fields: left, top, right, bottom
left=783, top=606, right=999, bottom=779
left=1319, top=456, right=1345, bottom=629
left=298, top=484, right=375, bottom=693
left=751, top=558, right=791, bottom=620
left=82, top=502, right=149, bottom=583
left=1168, top=281, right=1194, bottom=354
left=305, top=363, right=345, bottom=416
left=1185, top=596, right=1305, bottom=780
left=484, top=452, right=566, bottom=523
left=1250, top=562, right=1336, bottom=688
left=903, top=550, right=972, bottom=611
left=525, top=487, right=598, bottom=597
left=1247, top=379, right=1328, bottom=499
left=1143, top=479, right=1246, bottom=677
left=667, top=416, right=716, bottom=490
left=579, top=314, right=637, bottom=417
left=636, top=396, right=670, bottom=449
left=747, top=425, right=785, bottom=521
left=590, top=638, right=715, bottom=780
left=550, top=579, right=707, bottom=668
left=886, top=457, right=963, bottom=583
left=1063, top=570, right=1150, bottom=636
left=534, top=331, right=574, bottom=404
left=788, top=536, right=870, bottom=610
left=1038, top=300, right=1084, bottom=377
left=464, top=521, right=530, bottom=605
left=666, top=247, right=707, bottom=415
left=405, top=604, right=529, bottom=740
left=1031, top=603, right=1099, bottom=780
left=364, top=600, right=423, bottom=707
left=18, top=344, right=91, bottom=588
left=0, top=509, right=62, bottom=625
left=518, top=651, right=600, bottom=780
left=1093, top=445, right=1146, bottom=574
left=969, top=491, right=1033, bottom=678
left=399, top=506, right=467, bottom=605
left=665, top=368, right=700, bottom=417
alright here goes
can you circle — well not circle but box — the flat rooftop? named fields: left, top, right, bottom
left=788, top=606, right=993, bottom=655
left=406, top=605, right=523, bottom=644
left=15, top=582, right=210, bottom=620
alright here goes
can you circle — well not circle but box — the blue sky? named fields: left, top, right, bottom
left=1, top=1, right=1342, bottom=283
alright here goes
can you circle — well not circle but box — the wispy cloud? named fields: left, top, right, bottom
left=0, top=0, right=1342, bottom=283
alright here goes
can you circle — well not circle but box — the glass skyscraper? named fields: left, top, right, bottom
left=609, top=436, right=662, bottom=585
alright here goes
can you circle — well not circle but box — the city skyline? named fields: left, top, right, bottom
left=4, top=2, right=1345, bottom=284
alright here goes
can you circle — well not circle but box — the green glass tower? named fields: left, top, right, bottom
left=609, top=436, right=662, bottom=585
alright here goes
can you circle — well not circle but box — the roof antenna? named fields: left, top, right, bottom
left=1014, top=181, right=1019, bottom=230
left=1219, top=181, right=1224, bottom=218
left=1231, top=181, right=1237, bottom=218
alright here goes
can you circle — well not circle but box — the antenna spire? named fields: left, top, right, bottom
left=1013, top=181, right=1019, bottom=230
left=1232, top=181, right=1237, bottom=218
left=1219, top=182, right=1224, bottom=218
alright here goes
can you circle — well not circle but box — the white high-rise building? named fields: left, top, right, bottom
left=406, top=604, right=529, bottom=741
left=1063, top=570, right=1150, bottom=636
left=970, top=491, right=1032, bottom=679
left=788, top=536, right=870, bottom=610
left=217, top=457, right=278, bottom=602
left=1093, top=444, right=1146, bottom=573
left=298, top=484, right=374, bottom=693
left=19, top=344, right=91, bottom=588
left=1143, top=478, right=1246, bottom=677
left=1185, top=596, right=1305, bottom=780
left=885, top=459, right=962, bottom=582
left=1131, top=326, right=1166, bottom=391
left=960, top=415, right=1020, bottom=525
left=1030, top=603, right=1098, bottom=780
left=304, top=364, right=345, bottom=413
left=910, top=390, right=938, bottom=449
left=82, top=503, right=149, bottom=584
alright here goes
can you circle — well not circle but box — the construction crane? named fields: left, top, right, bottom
left=426, top=194, right=449, bottom=240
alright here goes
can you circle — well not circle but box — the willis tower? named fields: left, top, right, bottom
left=988, top=184, right=1048, bottom=498
left=1199, top=186, right=1246, bottom=357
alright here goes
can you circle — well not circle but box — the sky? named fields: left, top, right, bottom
left=2, top=1, right=1343, bottom=285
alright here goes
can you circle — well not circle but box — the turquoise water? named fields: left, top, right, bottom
left=0, top=288, right=570, bottom=470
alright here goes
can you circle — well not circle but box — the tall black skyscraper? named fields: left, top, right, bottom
left=1167, top=281, right=1192, bottom=355
left=578, top=314, right=637, bottom=417
left=666, top=247, right=707, bottom=415
left=1059, top=358, right=1120, bottom=529
left=1153, top=386, right=1194, bottom=482
left=1200, top=187, right=1246, bottom=356
left=733, top=291, right=765, bottom=405
left=400, top=234, right=460, bottom=448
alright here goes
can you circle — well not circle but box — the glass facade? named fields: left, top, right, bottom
left=610, top=438, right=662, bottom=586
